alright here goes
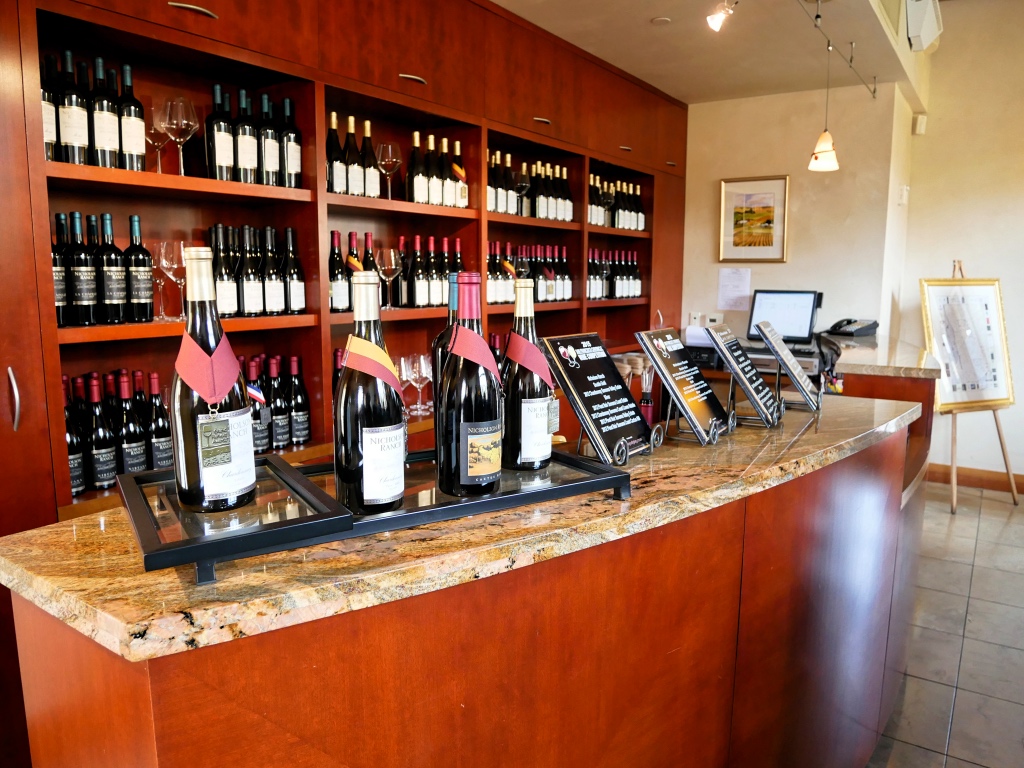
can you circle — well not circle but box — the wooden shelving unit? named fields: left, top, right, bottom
left=486, top=300, right=581, bottom=314
left=324, top=193, right=479, bottom=219
left=585, top=223, right=652, bottom=240
left=487, top=212, right=582, bottom=231
left=57, top=314, right=318, bottom=344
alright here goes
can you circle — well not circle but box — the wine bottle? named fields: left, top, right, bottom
left=493, top=151, right=507, bottom=214
left=234, top=90, right=258, bottom=183
left=328, top=229, right=350, bottom=312
left=561, top=246, right=573, bottom=300
left=408, top=131, right=427, bottom=204
left=485, top=152, right=496, bottom=213
left=211, top=223, right=237, bottom=318
left=396, top=235, right=408, bottom=308
left=534, top=164, right=549, bottom=221
left=58, top=51, right=88, bottom=164
left=427, top=236, right=444, bottom=307
left=520, top=162, right=532, bottom=218
left=636, top=184, right=646, bottom=231
left=287, top=356, right=310, bottom=445
left=247, top=359, right=270, bottom=454
left=71, top=376, right=88, bottom=437
left=489, top=333, right=503, bottom=365
left=41, top=55, right=59, bottom=161
left=503, top=153, right=517, bottom=217
left=63, top=378, right=85, bottom=495
left=334, top=270, right=405, bottom=513
left=282, top=227, right=305, bottom=314
left=453, top=237, right=465, bottom=272
left=115, top=373, right=147, bottom=474
left=439, top=236, right=451, bottom=305
left=262, top=226, right=285, bottom=315
left=361, top=119, right=380, bottom=198
left=115, top=64, right=145, bottom=171
left=257, top=93, right=280, bottom=187
left=426, top=134, right=443, bottom=205
left=280, top=97, right=301, bottom=189
left=331, top=348, right=344, bottom=403
left=95, top=213, right=127, bottom=325
left=52, top=212, right=68, bottom=327
left=84, top=377, right=117, bottom=490
left=206, top=84, right=233, bottom=180
left=343, top=115, right=363, bottom=196
left=501, top=278, right=552, bottom=470
left=144, top=372, right=172, bottom=470
left=326, top=111, right=345, bottom=194
left=67, top=212, right=96, bottom=326
left=267, top=356, right=289, bottom=449
left=485, top=243, right=496, bottom=305
left=130, top=369, right=148, bottom=428
left=238, top=225, right=264, bottom=316
left=436, top=272, right=502, bottom=497
left=431, top=271, right=459, bottom=413
left=122, top=214, right=153, bottom=323
left=441, top=138, right=456, bottom=207
left=169, top=247, right=255, bottom=511
left=453, top=140, right=468, bottom=208
left=411, top=235, right=428, bottom=307
left=88, top=59, right=118, bottom=168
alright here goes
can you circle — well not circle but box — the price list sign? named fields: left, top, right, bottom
left=704, top=324, right=780, bottom=428
left=635, top=329, right=730, bottom=445
left=754, top=320, right=821, bottom=411
left=541, top=334, right=651, bottom=465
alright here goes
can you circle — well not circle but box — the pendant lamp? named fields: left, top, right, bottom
left=809, top=41, right=839, bottom=172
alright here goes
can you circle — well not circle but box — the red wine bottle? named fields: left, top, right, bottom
left=408, top=131, right=427, bottom=204
left=262, top=226, right=285, bottom=316
left=89, top=58, right=118, bottom=168
left=72, top=375, right=88, bottom=436
left=436, top=272, right=502, bottom=496
left=41, top=55, right=59, bottom=162
left=334, top=271, right=405, bottom=513
left=237, top=226, right=264, bottom=316
left=328, top=229, right=349, bottom=312
left=233, top=90, right=257, bottom=184
left=52, top=212, right=68, bottom=327
left=85, top=377, right=117, bottom=490
left=64, top=379, right=85, bottom=496
left=361, top=119, right=380, bottom=198
left=343, top=115, right=362, bottom=196
left=326, top=111, right=345, bottom=194
left=116, top=373, right=147, bottom=474
left=131, top=369, right=148, bottom=428
left=257, top=93, right=280, bottom=187
left=332, top=348, right=344, bottom=402
left=430, top=272, right=459, bottom=413
left=169, top=247, right=256, bottom=512
left=68, top=211, right=97, bottom=326
left=247, top=360, right=270, bottom=454
left=96, top=213, right=127, bottom=325
left=268, top=356, right=290, bottom=449
left=124, top=215, right=154, bottom=323
left=281, top=227, right=305, bottom=314
left=58, top=50, right=88, bottom=165
left=147, top=372, right=173, bottom=470
left=287, top=356, right=310, bottom=445
left=118, top=65, right=145, bottom=171
left=206, top=84, right=234, bottom=181
left=426, top=134, right=442, bottom=206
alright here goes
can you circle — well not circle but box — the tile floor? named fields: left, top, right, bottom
left=868, top=482, right=1024, bottom=768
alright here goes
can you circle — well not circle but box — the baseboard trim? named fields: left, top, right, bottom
left=927, top=463, right=1023, bottom=494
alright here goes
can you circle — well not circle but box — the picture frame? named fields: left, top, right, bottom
left=719, top=176, right=789, bottom=263
left=920, top=278, right=1015, bottom=414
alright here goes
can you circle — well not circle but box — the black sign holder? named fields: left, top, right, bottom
left=704, top=324, right=784, bottom=429
left=753, top=320, right=824, bottom=412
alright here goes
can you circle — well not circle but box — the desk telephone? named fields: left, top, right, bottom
left=828, top=318, right=878, bottom=337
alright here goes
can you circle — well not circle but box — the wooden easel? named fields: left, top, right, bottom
left=947, top=260, right=1019, bottom=513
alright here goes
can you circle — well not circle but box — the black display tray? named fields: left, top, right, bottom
left=119, top=449, right=631, bottom=584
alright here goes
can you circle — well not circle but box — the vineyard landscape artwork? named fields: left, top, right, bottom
left=733, top=193, right=776, bottom=247
left=720, top=176, right=789, bottom=262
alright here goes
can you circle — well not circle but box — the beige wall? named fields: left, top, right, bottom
left=899, top=0, right=1024, bottom=475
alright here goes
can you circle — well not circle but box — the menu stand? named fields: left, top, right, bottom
left=575, top=422, right=664, bottom=466
left=726, top=368, right=786, bottom=428
left=661, top=399, right=732, bottom=445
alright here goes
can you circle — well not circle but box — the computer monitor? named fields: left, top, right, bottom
left=746, top=290, right=819, bottom=345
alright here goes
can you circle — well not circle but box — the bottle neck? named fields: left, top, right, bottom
left=352, top=280, right=381, bottom=322
left=456, top=281, right=482, bottom=331
left=184, top=258, right=222, bottom=355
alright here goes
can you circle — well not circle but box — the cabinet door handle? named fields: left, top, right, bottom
left=7, top=367, right=20, bottom=432
left=398, top=74, right=428, bottom=85
left=619, top=145, right=633, bottom=152
left=533, top=117, right=552, bottom=125
left=167, top=2, right=219, bottom=19
left=665, top=161, right=677, bottom=167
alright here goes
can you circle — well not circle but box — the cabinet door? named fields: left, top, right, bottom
left=650, top=172, right=685, bottom=330
left=657, top=102, right=687, bottom=176
left=319, top=0, right=485, bottom=116
left=582, top=64, right=661, bottom=167
left=482, top=13, right=583, bottom=146
left=73, top=0, right=318, bottom=68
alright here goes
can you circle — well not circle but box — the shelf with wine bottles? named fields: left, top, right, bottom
left=584, top=223, right=652, bottom=240
left=56, top=313, right=318, bottom=344
left=485, top=300, right=582, bottom=315
left=323, top=193, right=479, bottom=220
left=328, top=307, right=448, bottom=325
left=585, top=297, right=650, bottom=310
left=486, top=211, right=581, bottom=231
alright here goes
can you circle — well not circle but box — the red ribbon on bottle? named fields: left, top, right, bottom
left=447, top=325, right=502, bottom=382
left=341, top=336, right=402, bottom=395
left=174, top=333, right=240, bottom=405
left=504, top=331, right=554, bottom=388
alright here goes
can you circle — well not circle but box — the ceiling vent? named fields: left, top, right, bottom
left=907, top=0, right=943, bottom=52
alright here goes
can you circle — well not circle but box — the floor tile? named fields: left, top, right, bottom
left=912, top=587, right=969, bottom=635
left=905, top=625, right=964, bottom=686
left=982, top=488, right=1017, bottom=504
left=923, top=507, right=980, bottom=538
left=945, top=759, right=988, bottom=767
left=965, top=599, right=1024, bottom=651
left=948, top=690, right=1024, bottom=768
left=970, top=567, right=1024, bottom=609
left=919, top=531, right=977, bottom=564
left=916, top=557, right=973, bottom=596
left=977, top=518, right=1024, bottom=548
left=980, top=497, right=1024, bottom=525
left=958, top=638, right=1024, bottom=706
left=866, top=736, right=946, bottom=767
left=974, top=541, right=1024, bottom=576
left=883, top=676, right=956, bottom=753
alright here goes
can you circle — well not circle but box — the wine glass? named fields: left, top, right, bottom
left=415, top=355, right=433, bottom=414
left=157, top=241, right=187, bottom=321
left=377, top=248, right=402, bottom=310
left=399, top=356, right=423, bottom=416
left=145, top=106, right=169, bottom=174
left=160, top=98, right=200, bottom=177
left=513, top=171, right=531, bottom=217
left=376, top=142, right=402, bottom=200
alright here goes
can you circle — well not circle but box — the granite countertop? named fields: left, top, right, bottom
left=0, top=396, right=920, bottom=663
left=830, top=335, right=940, bottom=380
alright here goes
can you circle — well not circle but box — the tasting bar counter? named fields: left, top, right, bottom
left=0, top=395, right=925, bottom=768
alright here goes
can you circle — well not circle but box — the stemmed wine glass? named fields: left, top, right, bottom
left=399, top=356, right=415, bottom=412
left=376, top=142, right=402, bottom=200
left=157, top=241, right=187, bottom=321
left=160, top=98, right=200, bottom=177
left=145, top=105, right=169, bottom=174
left=416, top=355, right=433, bottom=414
left=513, top=171, right=531, bottom=217
left=377, top=248, right=402, bottom=310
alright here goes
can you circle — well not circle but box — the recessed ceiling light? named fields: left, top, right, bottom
left=650, top=17, right=671, bottom=26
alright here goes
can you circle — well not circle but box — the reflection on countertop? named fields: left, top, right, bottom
left=829, top=334, right=940, bottom=379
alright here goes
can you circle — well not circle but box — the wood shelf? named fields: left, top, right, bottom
left=606, top=341, right=642, bottom=355
left=324, top=194, right=480, bottom=219
left=329, top=307, right=448, bottom=325
left=45, top=162, right=313, bottom=203
left=57, top=314, right=318, bottom=344
left=586, top=298, right=650, bottom=310
left=486, top=300, right=581, bottom=314
left=487, top=212, right=582, bottom=231
left=585, top=224, right=652, bottom=240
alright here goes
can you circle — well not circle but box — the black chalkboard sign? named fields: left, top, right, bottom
left=754, top=321, right=822, bottom=411
left=704, top=324, right=780, bottom=427
left=541, top=333, right=652, bottom=465
left=635, top=329, right=730, bottom=445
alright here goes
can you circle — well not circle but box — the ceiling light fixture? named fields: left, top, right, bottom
left=707, top=1, right=738, bottom=32
left=808, top=41, right=839, bottom=172
left=650, top=16, right=672, bottom=26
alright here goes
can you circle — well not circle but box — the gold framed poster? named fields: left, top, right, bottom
left=719, top=175, right=789, bottom=263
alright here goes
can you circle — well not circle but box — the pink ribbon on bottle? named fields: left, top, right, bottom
left=504, top=331, right=553, bottom=388
left=174, top=333, right=240, bottom=405
left=447, top=325, right=502, bottom=382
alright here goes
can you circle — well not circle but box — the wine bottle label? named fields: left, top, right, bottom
left=101, top=266, right=127, bottom=305
left=216, top=280, right=238, bottom=314
left=120, top=440, right=148, bottom=474
left=264, top=281, right=285, bottom=312
left=286, top=141, right=301, bottom=176
left=242, top=281, right=264, bottom=313
left=251, top=417, right=270, bottom=453
left=290, top=410, right=310, bottom=444
left=556, top=198, right=566, bottom=221
left=68, top=452, right=85, bottom=494
left=126, top=267, right=152, bottom=305
left=330, top=160, right=346, bottom=193
left=214, top=130, right=234, bottom=168
left=537, top=197, right=548, bottom=219
left=429, top=279, right=443, bottom=307
left=554, top=279, right=564, bottom=302
left=331, top=278, right=349, bottom=311
left=521, top=196, right=531, bottom=218
left=486, top=185, right=495, bottom=212
left=486, top=278, right=495, bottom=304
left=507, top=191, right=518, bottom=215
left=638, top=213, right=645, bottom=231
left=365, top=167, right=381, bottom=198
left=288, top=280, right=305, bottom=311
left=93, top=110, right=120, bottom=152
left=236, top=135, right=258, bottom=170
left=52, top=266, right=66, bottom=306
left=442, top=178, right=456, bottom=207
left=520, top=397, right=553, bottom=463
left=271, top=413, right=290, bottom=447
left=566, top=201, right=573, bottom=221
left=456, top=181, right=469, bottom=208
left=564, top=278, right=572, bottom=301
left=149, top=436, right=173, bottom=469
left=414, top=278, right=429, bottom=306
left=58, top=105, right=88, bottom=147
left=71, top=266, right=97, bottom=305
left=42, top=101, right=57, bottom=143
left=428, top=177, right=443, bottom=206
left=263, top=137, right=280, bottom=173
left=361, top=423, right=405, bottom=504
left=495, top=188, right=507, bottom=214
left=90, top=446, right=117, bottom=488
left=459, top=419, right=502, bottom=485
left=413, top=174, right=429, bottom=204
left=547, top=397, right=560, bottom=435
left=348, top=163, right=364, bottom=196
left=121, top=115, right=146, bottom=156
left=196, top=406, right=257, bottom=500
